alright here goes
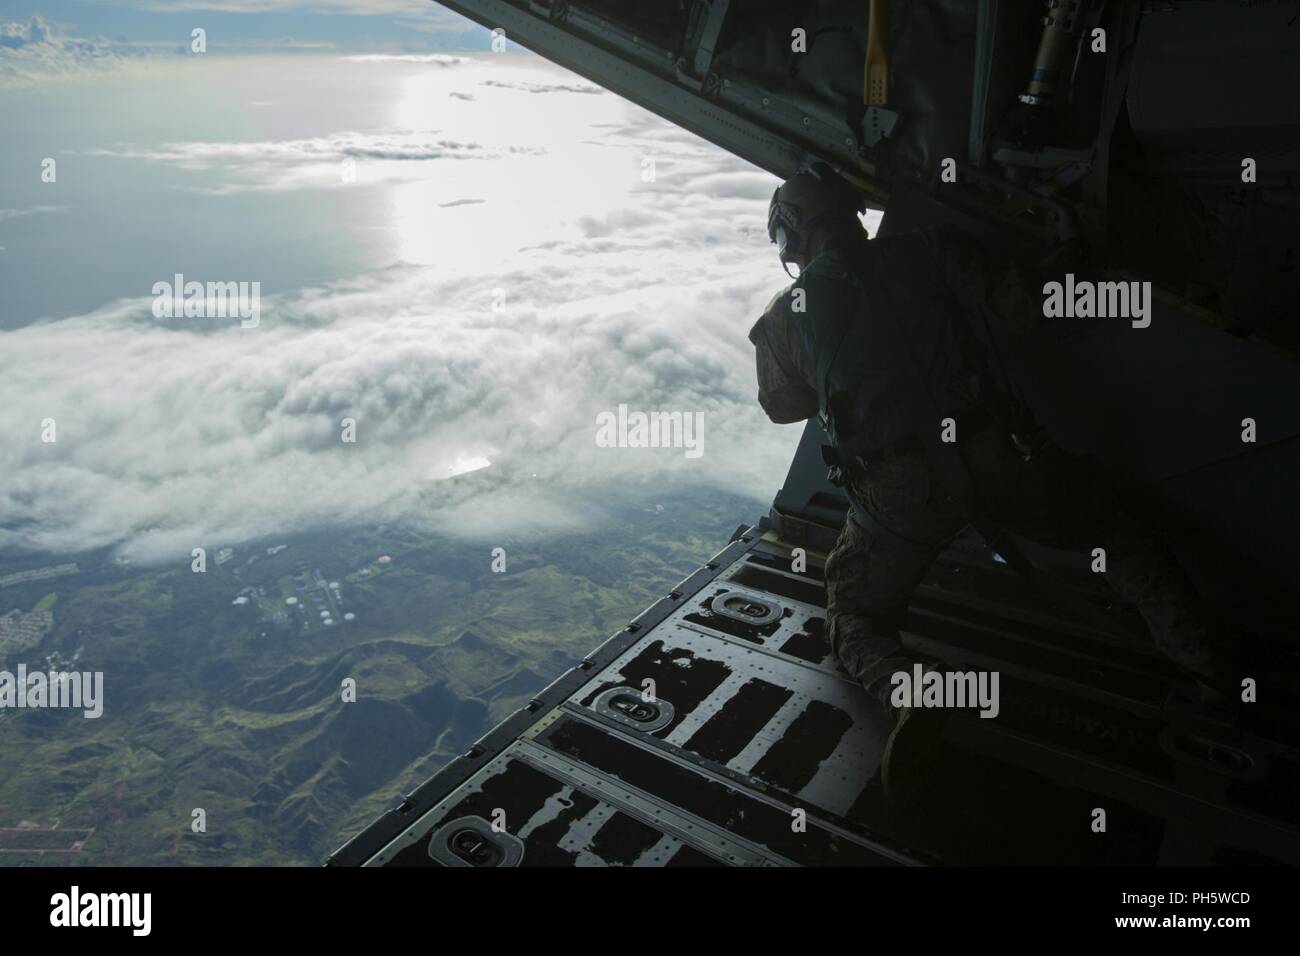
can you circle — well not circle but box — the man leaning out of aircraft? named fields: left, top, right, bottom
left=748, top=162, right=1241, bottom=804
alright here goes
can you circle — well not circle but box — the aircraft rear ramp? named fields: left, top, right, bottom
left=330, top=524, right=1300, bottom=866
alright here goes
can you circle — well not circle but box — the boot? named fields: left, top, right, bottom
left=881, top=702, right=950, bottom=806
left=868, top=660, right=951, bottom=806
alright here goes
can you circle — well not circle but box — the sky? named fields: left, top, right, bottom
left=1, top=1, right=489, bottom=76
left=0, top=5, right=815, bottom=564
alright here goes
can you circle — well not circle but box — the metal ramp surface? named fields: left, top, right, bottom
left=330, top=526, right=1300, bottom=866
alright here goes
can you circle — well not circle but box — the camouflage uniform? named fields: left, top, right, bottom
left=825, top=424, right=1221, bottom=708
left=750, top=232, right=1227, bottom=708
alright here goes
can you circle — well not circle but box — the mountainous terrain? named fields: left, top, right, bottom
left=0, top=486, right=760, bottom=865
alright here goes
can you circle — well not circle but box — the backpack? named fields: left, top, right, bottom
left=789, top=231, right=1003, bottom=469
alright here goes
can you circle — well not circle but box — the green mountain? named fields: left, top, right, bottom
left=0, top=487, right=758, bottom=865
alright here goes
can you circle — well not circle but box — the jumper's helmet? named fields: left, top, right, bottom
left=767, top=161, right=866, bottom=277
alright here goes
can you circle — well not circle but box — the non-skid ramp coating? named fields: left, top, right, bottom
left=330, top=526, right=1300, bottom=865
left=745, top=537, right=1300, bottom=863
left=568, top=622, right=890, bottom=822
left=362, top=742, right=735, bottom=867
left=333, top=528, right=923, bottom=867
left=329, top=529, right=801, bottom=866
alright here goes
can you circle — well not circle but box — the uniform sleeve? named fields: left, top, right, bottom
left=748, top=290, right=820, bottom=425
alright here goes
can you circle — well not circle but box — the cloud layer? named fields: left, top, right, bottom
left=0, top=57, right=803, bottom=563
left=91, top=131, right=546, bottom=193
left=0, top=16, right=143, bottom=86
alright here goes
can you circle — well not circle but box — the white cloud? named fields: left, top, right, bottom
left=0, top=205, right=68, bottom=221
left=0, top=16, right=144, bottom=87
left=90, top=132, right=546, bottom=193
left=480, top=79, right=605, bottom=95
left=0, top=61, right=803, bottom=564
left=0, top=252, right=793, bottom=562
left=342, top=53, right=464, bottom=64
left=1, top=8, right=489, bottom=86
left=102, top=0, right=472, bottom=21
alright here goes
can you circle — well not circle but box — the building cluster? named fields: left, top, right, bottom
left=0, top=606, right=55, bottom=658
left=232, top=561, right=360, bottom=634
